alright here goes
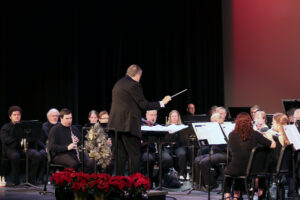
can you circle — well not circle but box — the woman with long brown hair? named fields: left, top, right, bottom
left=224, top=113, right=276, bottom=200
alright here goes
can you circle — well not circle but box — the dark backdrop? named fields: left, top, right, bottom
left=0, top=0, right=224, bottom=125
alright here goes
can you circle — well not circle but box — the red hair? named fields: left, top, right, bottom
left=233, top=112, right=253, bottom=141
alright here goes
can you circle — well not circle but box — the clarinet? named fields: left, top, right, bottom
left=70, top=126, right=80, bottom=162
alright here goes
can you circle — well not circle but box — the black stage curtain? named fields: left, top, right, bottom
left=0, top=0, right=223, bottom=125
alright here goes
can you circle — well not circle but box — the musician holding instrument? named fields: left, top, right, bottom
left=253, top=110, right=269, bottom=133
left=98, top=110, right=109, bottom=129
left=48, top=108, right=95, bottom=173
left=37, top=108, right=60, bottom=184
left=0, top=106, right=43, bottom=186
left=195, top=106, right=228, bottom=191
left=224, top=113, right=276, bottom=200
left=141, top=110, right=173, bottom=184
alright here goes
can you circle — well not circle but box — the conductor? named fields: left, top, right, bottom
left=108, top=64, right=172, bottom=175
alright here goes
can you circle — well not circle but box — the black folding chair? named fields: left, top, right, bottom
left=41, top=141, right=65, bottom=194
left=272, top=144, right=294, bottom=200
left=222, top=146, right=272, bottom=200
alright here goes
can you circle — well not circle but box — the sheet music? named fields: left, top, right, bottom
left=284, top=124, right=300, bottom=150
left=192, top=122, right=227, bottom=145
left=141, top=124, right=188, bottom=134
left=220, top=123, right=235, bottom=138
left=141, top=124, right=168, bottom=132
left=166, top=124, right=189, bottom=134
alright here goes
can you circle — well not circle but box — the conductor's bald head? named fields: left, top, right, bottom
left=126, top=64, right=142, bottom=82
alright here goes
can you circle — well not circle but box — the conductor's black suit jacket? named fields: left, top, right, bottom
left=108, top=76, right=161, bottom=138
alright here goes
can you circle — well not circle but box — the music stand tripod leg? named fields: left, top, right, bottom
left=113, top=130, right=118, bottom=175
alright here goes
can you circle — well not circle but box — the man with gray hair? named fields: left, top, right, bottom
left=36, top=108, right=60, bottom=183
left=40, top=108, right=60, bottom=150
left=108, top=64, right=172, bottom=175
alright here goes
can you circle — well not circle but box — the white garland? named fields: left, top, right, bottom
left=85, top=123, right=112, bottom=169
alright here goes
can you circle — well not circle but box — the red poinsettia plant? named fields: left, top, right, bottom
left=129, top=173, right=151, bottom=198
left=50, top=168, right=75, bottom=189
left=70, top=172, right=91, bottom=195
left=88, top=173, right=111, bottom=194
left=50, top=170, right=151, bottom=199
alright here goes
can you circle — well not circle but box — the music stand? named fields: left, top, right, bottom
left=182, top=114, right=210, bottom=124
left=192, top=122, right=228, bottom=200
left=80, top=125, right=90, bottom=173
left=13, top=120, right=42, bottom=188
left=228, top=107, right=251, bottom=120
left=266, top=114, right=274, bottom=128
left=282, top=99, right=300, bottom=114
left=141, top=124, right=188, bottom=190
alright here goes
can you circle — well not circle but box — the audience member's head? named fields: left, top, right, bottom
left=233, top=112, right=253, bottom=141
left=186, top=103, right=195, bottom=115
left=250, top=105, right=260, bottom=119
left=99, top=110, right=109, bottom=123
left=166, top=110, right=182, bottom=125
left=88, top=110, right=99, bottom=124
left=47, top=108, right=59, bottom=125
left=146, top=110, right=157, bottom=124
left=8, top=106, right=22, bottom=124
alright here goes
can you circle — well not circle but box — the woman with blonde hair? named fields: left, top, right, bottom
left=165, top=110, right=187, bottom=180
left=265, top=113, right=290, bottom=146
left=166, top=110, right=183, bottom=125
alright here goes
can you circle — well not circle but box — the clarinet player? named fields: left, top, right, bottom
left=48, top=108, right=95, bottom=173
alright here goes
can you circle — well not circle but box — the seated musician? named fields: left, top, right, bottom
left=287, top=108, right=296, bottom=123
left=265, top=113, right=293, bottom=197
left=293, top=108, right=300, bottom=123
left=37, top=108, right=60, bottom=184
left=253, top=110, right=269, bottom=133
left=194, top=106, right=228, bottom=191
left=250, top=105, right=261, bottom=120
left=98, top=110, right=111, bottom=151
left=40, top=108, right=60, bottom=150
left=0, top=106, right=43, bottom=186
left=166, top=110, right=189, bottom=180
left=98, top=110, right=109, bottom=129
left=84, top=110, right=99, bottom=128
left=48, top=108, right=95, bottom=173
left=141, top=110, right=173, bottom=185
left=224, top=113, right=276, bottom=200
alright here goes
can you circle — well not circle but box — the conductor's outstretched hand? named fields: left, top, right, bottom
left=162, top=95, right=172, bottom=105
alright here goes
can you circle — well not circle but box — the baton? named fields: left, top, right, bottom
left=171, top=89, right=188, bottom=98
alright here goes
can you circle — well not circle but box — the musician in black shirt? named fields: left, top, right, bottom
left=48, top=108, right=95, bottom=173
left=0, top=106, right=43, bottom=186
left=37, top=108, right=60, bottom=183
left=141, top=110, right=173, bottom=183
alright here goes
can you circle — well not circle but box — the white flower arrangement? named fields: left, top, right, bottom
left=85, top=123, right=112, bottom=169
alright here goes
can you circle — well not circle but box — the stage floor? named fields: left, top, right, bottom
left=0, top=181, right=295, bottom=200
left=0, top=181, right=222, bottom=200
